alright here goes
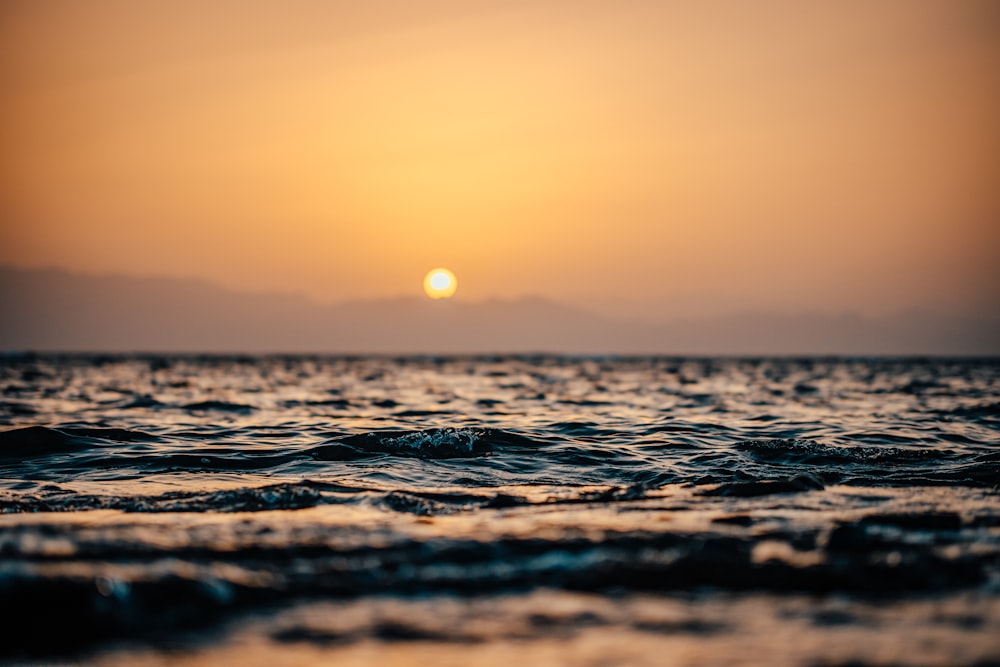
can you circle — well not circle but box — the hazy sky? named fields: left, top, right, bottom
left=1, top=0, right=998, bottom=317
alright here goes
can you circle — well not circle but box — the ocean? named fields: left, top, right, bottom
left=1, top=354, right=998, bottom=665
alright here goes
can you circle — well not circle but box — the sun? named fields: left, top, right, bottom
left=423, top=268, right=457, bottom=299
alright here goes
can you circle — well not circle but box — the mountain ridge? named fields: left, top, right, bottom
left=1, top=266, right=997, bottom=354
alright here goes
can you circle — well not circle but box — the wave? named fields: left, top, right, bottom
left=0, top=426, right=158, bottom=458
left=1, top=424, right=997, bottom=491
left=332, top=427, right=538, bottom=459
left=735, top=438, right=953, bottom=465
left=0, top=480, right=620, bottom=515
left=2, top=493, right=996, bottom=658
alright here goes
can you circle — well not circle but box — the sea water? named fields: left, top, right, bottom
left=1, top=355, right=998, bottom=665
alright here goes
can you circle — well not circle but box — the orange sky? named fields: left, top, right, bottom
left=1, top=0, right=998, bottom=318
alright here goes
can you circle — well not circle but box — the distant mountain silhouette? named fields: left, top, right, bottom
left=1, top=267, right=997, bottom=354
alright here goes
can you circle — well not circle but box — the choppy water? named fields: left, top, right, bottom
left=1, top=355, right=998, bottom=666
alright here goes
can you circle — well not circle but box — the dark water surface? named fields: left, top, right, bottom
left=1, top=355, right=998, bottom=666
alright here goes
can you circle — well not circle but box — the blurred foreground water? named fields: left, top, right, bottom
left=1, top=355, right=998, bottom=665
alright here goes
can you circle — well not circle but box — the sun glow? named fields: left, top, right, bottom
left=423, top=268, right=457, bottom=300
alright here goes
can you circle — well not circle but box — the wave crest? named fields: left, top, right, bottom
left=335, top=427, right=533, bottom=459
